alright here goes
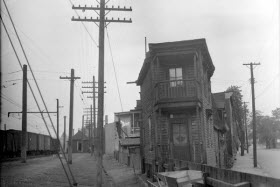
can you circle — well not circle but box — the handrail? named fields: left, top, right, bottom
left=155, top=79, right=200, bottom=101
left=155, top=79, right=196, bottom=86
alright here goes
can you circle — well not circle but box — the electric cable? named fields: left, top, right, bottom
left=1, top=2, right=75, bottom=185
left=105, top=27, right=123, bottom=111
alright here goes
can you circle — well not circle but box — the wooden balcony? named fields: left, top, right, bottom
left=154, top=79, right=201, bottom=109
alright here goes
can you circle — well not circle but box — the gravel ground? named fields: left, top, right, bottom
left=1, top=153, right=139, bottom=187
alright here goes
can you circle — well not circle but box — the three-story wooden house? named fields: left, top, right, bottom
left=136, top=39, right=217, bottom=176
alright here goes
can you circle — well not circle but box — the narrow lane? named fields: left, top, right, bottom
left=1, top=154, right=111, bottom=186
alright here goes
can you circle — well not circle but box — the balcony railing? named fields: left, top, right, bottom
left=155, top=79, right=201, bottom=103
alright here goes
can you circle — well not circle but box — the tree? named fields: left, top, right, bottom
left=226, top=86, right=245, bottom=155
left=272, top=108, right=280, bottom=120
left=249, top=109, right=280, bottom=149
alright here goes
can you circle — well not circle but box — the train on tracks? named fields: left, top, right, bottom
left=0, top=129, right=59, bottom=159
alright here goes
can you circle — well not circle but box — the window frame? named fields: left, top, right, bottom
left=169, top=67, right=183, bottom=87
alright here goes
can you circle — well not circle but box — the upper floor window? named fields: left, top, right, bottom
left=169, top=67, right=183, bottom=87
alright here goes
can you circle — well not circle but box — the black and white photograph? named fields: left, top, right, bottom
left=1, top=0, right=279, bottom=186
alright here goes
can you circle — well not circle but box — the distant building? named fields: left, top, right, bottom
left=71, top=130, right=89, bottom=153
left=104, top=122, right=119, bottom=154
left=212, top=92, right=238, bottom=168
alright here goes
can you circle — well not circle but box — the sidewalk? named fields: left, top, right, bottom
left=231, top=149, right=269, bottom=177
left=102, top=154, right=143, bottom=187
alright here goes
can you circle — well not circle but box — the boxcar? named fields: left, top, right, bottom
left=27, top=132, right=38, bottom=155
left=50, top=138, right=59, bottom=154
left=38, top=134, right=45, bottom=152
left=0, top=130, right=6, bottom=157
left=6, top=130, right=22, bottom=157
left=44, top=135, right=51, bottom=154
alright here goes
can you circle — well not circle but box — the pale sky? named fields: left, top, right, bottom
left=1, top=0, right=279, bottom=137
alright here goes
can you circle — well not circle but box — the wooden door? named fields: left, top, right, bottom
left=170, top=120, right=191, bottom=161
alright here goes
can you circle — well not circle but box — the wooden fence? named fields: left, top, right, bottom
left=168, top=159, right=280, bottom=187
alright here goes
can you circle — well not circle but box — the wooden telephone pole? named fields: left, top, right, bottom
left=243, top=62, right=260, bottom=167
left=60, top=69, right=80, bottom=164
left=63, top=116, right=66, bottom=152
left=244, top=102, right=249, bottom=154
left=21, top=64, right=27, bottom=163
left=72, top=1, right=132, bottom=185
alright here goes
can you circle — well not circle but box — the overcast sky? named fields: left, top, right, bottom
left=1, top=0, right=279, bottom=137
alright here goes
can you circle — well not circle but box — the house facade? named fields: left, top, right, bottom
left=136, top=39, right=218, bottom=176
left=212, top=92, right=239, bottom=168
left=114, top=101, right=142, bottom=138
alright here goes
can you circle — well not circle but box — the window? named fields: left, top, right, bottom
left=169, top=67, right=183, bottom=87
left=173, top=124, right=187, bottom=146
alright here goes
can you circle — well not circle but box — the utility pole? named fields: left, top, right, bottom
left=64, top=116, right=66, bottom=152
left=21, top=64, right=27, bottom=163
left=56, top=99, right=60, bottom=152
left=244, top=102, right=249, bottom=154
left=60, top=69, right=80, bottom=164
left=90, top=105, right=93, bottom=156
left=243, top=62, right=260, bottom=167
left=82, top=76, right=105, bottom=155
left=82, top=115, right=84, bottom=152
left=72, top=2, right=132, bottom=186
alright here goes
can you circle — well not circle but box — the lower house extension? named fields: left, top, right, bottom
left=135, top=39, right=238, bottom=177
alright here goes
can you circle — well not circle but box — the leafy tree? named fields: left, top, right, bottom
left=272, top=108, right=280, bottom=120
left=226, top=86, right=245, bottom=155
left=249, top=109, right=280, bottom=149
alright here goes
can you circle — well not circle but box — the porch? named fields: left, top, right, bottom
left=154, top=79, right=201, bottom=110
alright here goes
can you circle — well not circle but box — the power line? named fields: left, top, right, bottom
left=67, top=0, right=99, bottom=47
left=105, top=27, right=123, bottom=111
left=1, top=1, right=75, bottom=185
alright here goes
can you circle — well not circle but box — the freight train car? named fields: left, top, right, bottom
left=0, top=129, right=59, bottom=159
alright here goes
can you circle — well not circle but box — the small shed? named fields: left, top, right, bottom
left=72, top=130, right=89, bottom=153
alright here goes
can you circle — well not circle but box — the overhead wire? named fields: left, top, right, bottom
left=105, top=27, right=124, bottom=111
left=0, top=13, right=74, bottom=187
left=67, top=0, right=99, bottom=47
left=1, top=1, right=76, bottom=185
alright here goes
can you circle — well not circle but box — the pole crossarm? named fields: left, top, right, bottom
left=72, top=5, right=132, bottom=12
left=82, top=81, right=106, bottom=84
left=82, top=86, right=106, bottom=89
left=72, top=17, right=132, bottom=23
left=8, top=111, right=57, bottom=117
left=243, top=63, right=261, bottom=66
left=82, top=91, right=106, bottom=94
left=87, top=96, right=101, bottom=98
left=60, top=76, right=81, bottom=80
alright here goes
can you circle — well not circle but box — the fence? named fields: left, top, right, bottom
left=169, top=159, right=280, bottom=187
left=114, top=151, right=141, bottom=170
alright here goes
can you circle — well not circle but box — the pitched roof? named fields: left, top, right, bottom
left=72, top=130, right=88, bottom=140
left=119, top=138, right=140, bottom=146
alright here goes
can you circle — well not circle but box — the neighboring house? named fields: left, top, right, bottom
left=104, top=122, right=119, bottom=154
left=71, top=130, right=89, bottom=153
left=114, top=101, right=142, bottom=138
left=136, top=39, right=217, bottom=176
left=212, top=92, right=237, bottom=168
